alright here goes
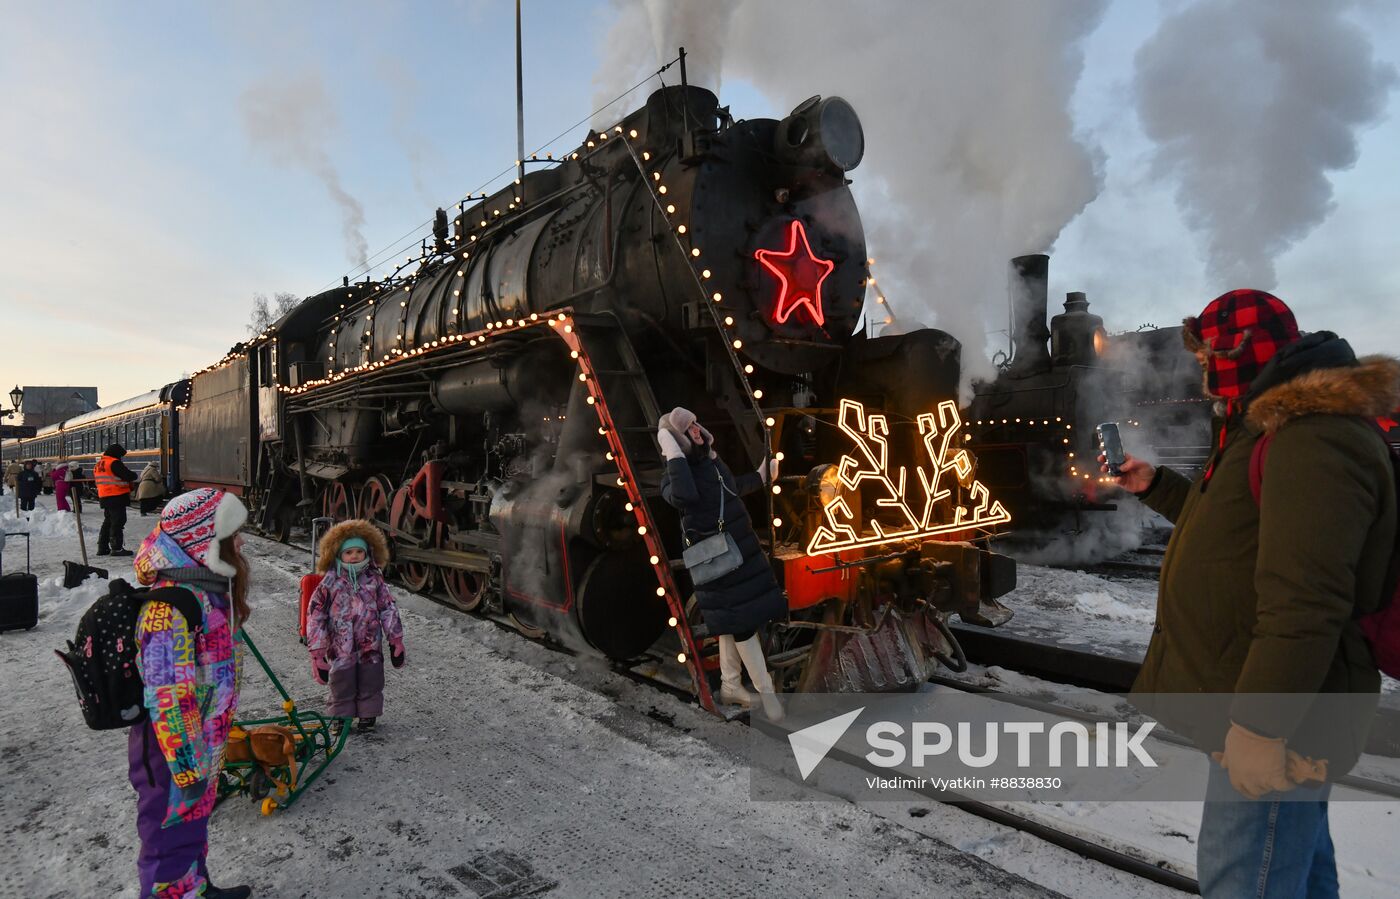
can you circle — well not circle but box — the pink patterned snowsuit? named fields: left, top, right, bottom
left=306, top=565, right=404, bottom=718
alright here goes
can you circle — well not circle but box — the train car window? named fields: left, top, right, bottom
left=257, top=345, right=272, bottom=387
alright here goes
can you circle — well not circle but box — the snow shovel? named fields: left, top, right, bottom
left=63, top=497, right=108, bottom=589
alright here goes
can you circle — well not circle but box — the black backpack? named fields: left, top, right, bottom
left=54, top=579, right=203, bottom=730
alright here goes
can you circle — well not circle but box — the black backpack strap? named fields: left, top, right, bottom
left=138, top=586, right=204, bottom=633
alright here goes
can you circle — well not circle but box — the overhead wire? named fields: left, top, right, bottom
left=313, top=56, right=681, bottom=295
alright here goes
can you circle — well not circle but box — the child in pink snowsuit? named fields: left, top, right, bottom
left=305, top=520, right=405, bottom=732
left=52, top=462, right=72, bottom=511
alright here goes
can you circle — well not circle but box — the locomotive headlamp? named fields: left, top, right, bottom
left=808, top=463, right=842, bottom=506
left=774, top=95, right=864, bottom=173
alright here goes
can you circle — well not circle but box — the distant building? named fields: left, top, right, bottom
left=21, top=386, right=99, bottom=429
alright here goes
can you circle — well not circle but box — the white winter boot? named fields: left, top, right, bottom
left=717, top=635, right=755, bottom=708
left=734, top=634, right=784, bottom=721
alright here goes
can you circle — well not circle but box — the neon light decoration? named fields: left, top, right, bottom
left=806, top=398, right=1011, bottom=555
left=754, top=219, right=834, bottom=327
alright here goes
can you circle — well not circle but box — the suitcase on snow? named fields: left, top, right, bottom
left=298, top=517, right=334, bottom=644
left=0, top=531, right=39, bottom=632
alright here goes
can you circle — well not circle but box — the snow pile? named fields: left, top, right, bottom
left=2, top=503, right=84, bottom=540
left=1072, top=589, right=1157, bottom=625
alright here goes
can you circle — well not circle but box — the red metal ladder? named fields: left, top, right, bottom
left=549, top=311, right=718, bottom=713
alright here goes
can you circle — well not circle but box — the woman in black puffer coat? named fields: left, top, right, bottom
left=659, top=407, right=785, bottom=719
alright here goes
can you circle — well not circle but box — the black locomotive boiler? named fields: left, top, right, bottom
left=177, top=85, right=1017, bottom=711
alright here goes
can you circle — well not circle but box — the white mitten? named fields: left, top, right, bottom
left=758, top=459, right=778, bottom=483
left=657, top=429, right=684, bottom=460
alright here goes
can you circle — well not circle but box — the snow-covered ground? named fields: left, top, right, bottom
left=987, top=562, right=1159, bottom=661
left=2, top=493, right=1396, bottom=897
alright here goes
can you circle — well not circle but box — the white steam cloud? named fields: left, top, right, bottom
left=239, top=72, right=370, bottom=267
left=593, top=1, right=1107, bottom=394
left=592, top=0, right=740, bottom=122
left=1134, top=0, right=1396, bottom=289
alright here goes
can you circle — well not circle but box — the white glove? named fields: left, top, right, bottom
left=759, top=459, right=778, bottom=483
left=657, top=429, right=684, bottom=460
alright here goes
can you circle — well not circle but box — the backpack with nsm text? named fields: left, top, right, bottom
left=54, top=578, right=203, bottom=730
left=1249, top=419, right=1400, bottom=677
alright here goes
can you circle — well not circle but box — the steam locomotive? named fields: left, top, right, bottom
left=965, top=253, right=1212, bottom=545
left=171, top=84, right=1019, bottom=711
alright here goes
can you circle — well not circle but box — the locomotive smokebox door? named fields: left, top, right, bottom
left=919, top=542, right=1015, bottom=627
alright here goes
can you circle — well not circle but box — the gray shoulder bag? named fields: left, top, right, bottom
left=681, top=468, right=745, bottom=585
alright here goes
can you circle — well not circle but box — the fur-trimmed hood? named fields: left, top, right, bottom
left=316, top=519, right=390, bottom=573
left=1248, top=355, right=1400, bottom=435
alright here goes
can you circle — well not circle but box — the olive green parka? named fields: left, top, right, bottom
left=1132, top=335, right=1399, bottom=776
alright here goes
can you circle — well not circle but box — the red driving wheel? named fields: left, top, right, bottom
left=359, top=475, right=393, bottom=529
left=321, top=481, right=354, bottom=523
left=437, top=527, right=483, bottom=612
left=390, top=485, right=436, bottom=593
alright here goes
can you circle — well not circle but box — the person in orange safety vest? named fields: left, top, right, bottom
left=95, top=443, right=138, bottom=557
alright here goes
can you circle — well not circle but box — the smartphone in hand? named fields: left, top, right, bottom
left=1097, top=422, right=1125, bottom=476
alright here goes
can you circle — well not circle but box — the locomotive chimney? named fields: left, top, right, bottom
left=1007, top=254, right=1051, bottom=378
left=433, top=208, right=450, bottom=254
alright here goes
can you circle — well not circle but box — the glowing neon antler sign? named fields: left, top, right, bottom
left=806, top=398, right=1011, bottom=555
left=754, top=219, right=834, bottom=327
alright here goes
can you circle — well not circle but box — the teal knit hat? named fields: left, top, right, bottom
left=336, top=536, right=371, bottom=587
left=338, top=536, right=369, bottom=558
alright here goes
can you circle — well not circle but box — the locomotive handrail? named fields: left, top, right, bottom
left=551, top=310, right=719, bottom=712
left=616, top=132, right=777, bottom=550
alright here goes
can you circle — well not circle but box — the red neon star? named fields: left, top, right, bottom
left=754, top=219, right=835, bottom=327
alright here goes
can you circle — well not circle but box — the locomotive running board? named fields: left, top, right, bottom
left=551, top=311, right=720, bottom=714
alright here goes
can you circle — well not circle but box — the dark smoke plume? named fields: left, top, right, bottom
left=239, top=72, right=370, bottom=267
left=1134, top=0, right=1396, bottom=288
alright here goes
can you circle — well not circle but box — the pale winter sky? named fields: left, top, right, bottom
left=2, top=1, right=1398, bottom=410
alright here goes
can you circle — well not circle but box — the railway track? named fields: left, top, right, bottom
left=267, top=530, right=1397, bottom=895
left=948, top=622, right=1400, bottom=758
left=269, top=533, right=1201, bottom=893
left=926, top=674, right=1400, bottom=801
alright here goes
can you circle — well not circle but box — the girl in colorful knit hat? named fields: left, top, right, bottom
left=305, top=519, right=405, bottom=732
left=130, top=487, right=253, bottom=899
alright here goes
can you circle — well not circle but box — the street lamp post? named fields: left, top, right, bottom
left=7, top=386, right=21, bottom=514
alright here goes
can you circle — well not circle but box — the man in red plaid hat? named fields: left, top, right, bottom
left=1107, top=289, right=1399, bottom=897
